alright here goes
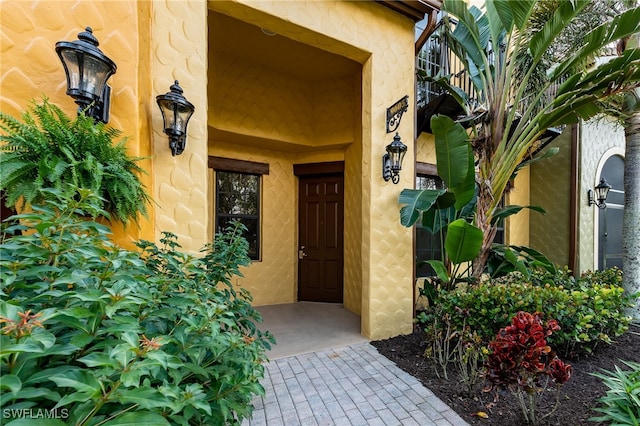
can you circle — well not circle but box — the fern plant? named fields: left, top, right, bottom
left=0, top=98, right=150, bottom=225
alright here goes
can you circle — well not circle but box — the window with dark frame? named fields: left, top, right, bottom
left=215, top=171, right=261, bottom=260
left=415, top=173, right=446, bottom=277
left=414, top=163, right=505, bottom=278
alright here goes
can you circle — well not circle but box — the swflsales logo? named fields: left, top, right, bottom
left=2, top=408, right=69, bottom=419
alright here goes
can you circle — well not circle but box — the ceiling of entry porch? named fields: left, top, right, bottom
left=208, top=11, right=362, bottom=152
left=209, top=12, right=361, bottom=80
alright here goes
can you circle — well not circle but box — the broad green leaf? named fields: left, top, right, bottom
left=102, top=411, right=171, bottom=425
left=488, top=0, right=535, bottom=31
left=552, top=6, right=640, bottom=80
left=0, top=375, right=21, bottom=393
left=398, top=189, right=445, bottom=227
left=529, top=0, right=589, bottom=63
left=503, top=247, right=529, bottom=277
left=511, top=245, right=557, bottom=274
left=120, top=369, right=144, bottom=387
left=110, top=343, right=137, bottom=368
left=435, top=191, right=457, bottom=210
left=452, top=147, right=475, bottom=210
left=445, top=219, right=483, bottom=264
left=426, top=260, right=449, bottom=282
left=0, top=342, right=44, bottom=356
left=484, top=0, right=506, bottom=51
left=114, top=388, right=169, bottom=409
left=120, top=331, right=140, bottom=348
left=444, top=4, right=489, bottom=74
left=48, top=369, right=101, bottom=396
left=78, top=353, right=120, bottom=368
left=491, top=205, right=546, bottom=224
left=23, top=366, right=75, bottom=386
left=432, top=115, right=470, bottom=189
left=55, top=390, right=97, bottom=407
left=418, top=74, right=469, bottom=109
left=8, top=387, right=60, bottom=402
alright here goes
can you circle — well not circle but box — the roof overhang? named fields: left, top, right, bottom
left=375, top=0, right=442, bottom=22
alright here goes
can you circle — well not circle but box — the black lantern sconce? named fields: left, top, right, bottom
left=382, top=133, right=408, bottom=184
left=156, top=80, right=195, bottom=156
left=588, top=178, right=611, bottom=209
left=56, top=27, right=117, bottom=123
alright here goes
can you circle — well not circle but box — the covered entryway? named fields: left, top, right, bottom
left=295, top=163, right=345, bottom=303
left=206, top=0, right=420, bottom=340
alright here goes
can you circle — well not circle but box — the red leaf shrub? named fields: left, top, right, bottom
left=483, top=311, right=571, bottom=425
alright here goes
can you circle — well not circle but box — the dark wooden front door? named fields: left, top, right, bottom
left=298, top=174, right=344, bottom=303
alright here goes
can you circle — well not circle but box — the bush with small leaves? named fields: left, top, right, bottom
left=434, top=268, right=636, bottom=355
left=0, top=188, right=274, bottom=425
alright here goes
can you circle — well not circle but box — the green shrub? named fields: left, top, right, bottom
left=590, top=360, right=640, bottom=425
left=0, top=98, right=150, bottom=225
left=0, top=189, right=273, bottom=425
left=432, top=268, right=635, bottom=355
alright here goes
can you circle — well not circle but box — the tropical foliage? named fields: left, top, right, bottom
left=400, top=0, right=640, bottom=278
left=0, top=99, right=150, bottom=225
left=590, top=360, right=640, bottom=425
left=484, top=311, right=572, bottom=426
left=422, top=267, right=636, bottom=356
left=0, top=188, right=273, bottom=425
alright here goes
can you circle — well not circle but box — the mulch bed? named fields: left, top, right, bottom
left=372, top=324, right=640, bottom=425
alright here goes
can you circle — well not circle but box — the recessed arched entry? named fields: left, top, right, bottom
left=596, top=154, right=625, bottom=270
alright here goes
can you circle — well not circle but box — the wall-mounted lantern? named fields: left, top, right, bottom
left=382, top=133, right=407, bottom=184
left=156, top=80, right=195, bottom=156
left=588, top=178, right=611, bottom=209
left=55, top=27, right=117, bottom=123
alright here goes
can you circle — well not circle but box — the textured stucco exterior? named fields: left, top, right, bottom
left=578, top=119, right=626, bottom=273
left=151, top=0, right=209, bottom=252
left=1, top=0, right=423, bottom=339
left=506, top=168, right=531, bottom=247
left=207, top=0, right=417, bottom=339
left=0, top=0, right=154, bottom=248
left=530, top=129, right=573, bottom=267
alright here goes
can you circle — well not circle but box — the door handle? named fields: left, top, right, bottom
left=298, top=246, right=307, bottom=260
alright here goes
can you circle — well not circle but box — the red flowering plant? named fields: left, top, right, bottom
left=483, top=311, right=572, bottom=425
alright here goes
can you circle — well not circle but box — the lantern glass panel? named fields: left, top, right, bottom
left=81, top=55, right=113, bottom=98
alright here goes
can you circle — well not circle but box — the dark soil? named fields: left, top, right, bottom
left=372, top=324, right=640, bottom=425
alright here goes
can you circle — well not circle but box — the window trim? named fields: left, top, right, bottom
left=210, top=157, right=269, bottom=262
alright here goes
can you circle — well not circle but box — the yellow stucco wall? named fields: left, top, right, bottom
left=208, top=141, right=345, bottom=306
left=0, top=0, right=154, bottom=248
left=2, top=0, right=421, bottom=340
left=151, top=0, right=208, bottom=253
left=530, top=130, right=573, bottom=267
left=506, top=168, right=530, bottom=247
left=208, top=0, right=417, bottom=339
left=416, top=133, right=437, bottom=164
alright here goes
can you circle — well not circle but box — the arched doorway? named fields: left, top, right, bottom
left=597, top=154, right=625, bottom=270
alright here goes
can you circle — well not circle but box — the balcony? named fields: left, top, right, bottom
left=415, top=21, right=564, bottom=155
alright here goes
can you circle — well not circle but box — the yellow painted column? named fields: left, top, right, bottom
left=151, top=0, right=209, bottom=253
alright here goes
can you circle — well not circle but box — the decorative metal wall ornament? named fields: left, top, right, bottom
left=55, top=27, right=117, bottom=123
left=382, top=133, right=407, bottom=184
left=386, top=95, right=409, bottom=133
left=588, top=178, right=611, bottom=209
left=156, top=80, right=195, bottom=156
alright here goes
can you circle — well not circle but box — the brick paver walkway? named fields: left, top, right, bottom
left=242, top=342, right=469, bottom=426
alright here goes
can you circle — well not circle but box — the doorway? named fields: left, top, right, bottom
left=296, top=164, right=344, bottom=303
left=597, top=155, right=625, bottom=270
